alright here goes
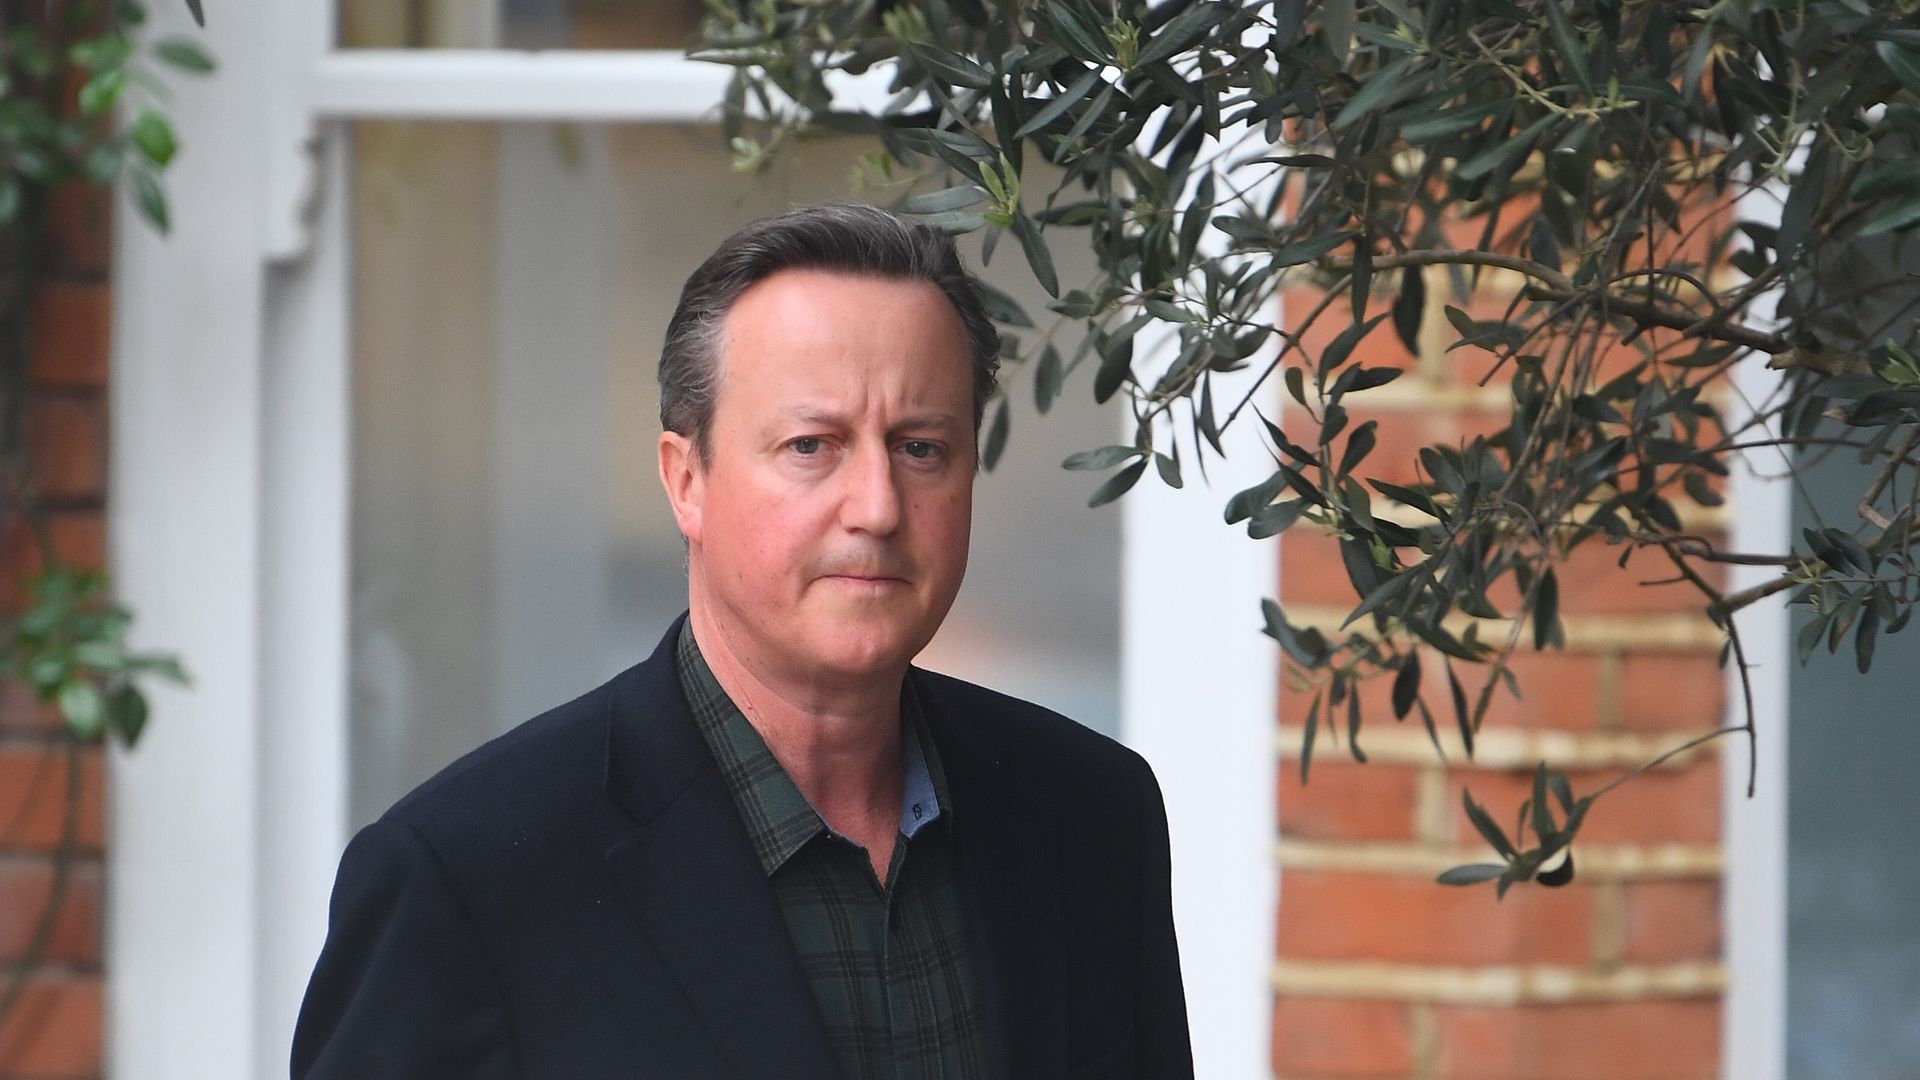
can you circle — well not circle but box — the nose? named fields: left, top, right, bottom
left=841, top=443, right=903, bottom=536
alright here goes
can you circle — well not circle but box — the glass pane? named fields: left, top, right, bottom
left=1786, top=236, right=1920, bottom=1078
left=348, top=120, right=1121, bottom=828
left=340, top=0, right=704, bottom=49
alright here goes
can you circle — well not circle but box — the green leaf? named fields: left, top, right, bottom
left=1778, top=145, right=1829, bottom=268
left=1225, top=470, right=1289, bottom=523
left=1014, top=69, right=1103, bottom=138
left=1878, top=41, right=1920, bottom=97
left=0, top=178, right=17, bottom=225
left=909, top=43, right=992, bottom=89
left=1271, top=231, right=1349, bottom=269
left=1448, top=658, right=1473, bottom=758
left=1437, top=863, right=1506, bottom=886
left=1543, top=0, right=1593, bottom=94
left=155, top=36, right=215, bottom=73
left=1532, top=567, right=1560, bottom=650
left=1040, top=1, right=1112, bottom=64
left=982, top=398, right=1010, bottom=471
left=60, top=681, right=106, bottom=739
left=1087, top=458, right=1148, bottom=507
left=1135, top=1, right=1224, bottom=67
left=1300, top=695, right=1320, bottom=784
left=1319, top=313, right=1387, bottom=375
left=1861, top=193, right=1920, bottom=237
left=1155, top=449, right=1183, bottom=489
left=1011, top=213, right=1059, bottom=297
left=1247, top=499, right=1303, bottom=539
left=108, top=684, right=149, bottom=747
left=1455, top=112, right=1556, bottom=183
left=1034, top=344, right=1063, bottom=414
left=131, top=168, right=169, bottom=234
left=1530, top=763, right=1557, bottom=842
left=1338, top=419, right=1377, bottom=476
left=1390, top=266, right=1425, bottom=356
left=1064, top=444, right=1141, bottom=470
left=1346, top=687, right=1367, bottom=763
left=1401, top=101, right=1509, bottom=145
left=78, top=70, right=128, bottom=116
left=1391, top=650, right=1421, bottom=718
left=901, top=185, right=988, bottom=214
left=1093, top=333, right=1133, bottom=403
left=130, top=655, right=190, bottom=684
left=1332, top=55, right=1414, bottom=131
left=1855, top=596, right=1882, bottom=674
left=131, top=110, right=178, bottom=167
left=1855, top=158, right=1920, bottom=203
left=1462, top=788, right=1517, bottom=859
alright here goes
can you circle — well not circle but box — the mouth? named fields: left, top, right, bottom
left=821, top=574, right=909, bottom=588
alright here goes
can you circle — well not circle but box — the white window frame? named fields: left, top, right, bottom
left=109, top=3, right=1277, bottom=1078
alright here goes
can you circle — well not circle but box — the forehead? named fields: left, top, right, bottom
left=714, top=269, right=974, bottom=404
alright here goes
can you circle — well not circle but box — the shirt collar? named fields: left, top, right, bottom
left=675, top=621, right=949, bottom=876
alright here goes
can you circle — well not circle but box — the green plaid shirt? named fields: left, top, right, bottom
left=675, top=624, right=990, bottom=1080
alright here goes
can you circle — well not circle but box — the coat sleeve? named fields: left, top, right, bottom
left=291, top=817, right=522, bottom=1080
left=1134, top=760, right=1196, bottom=1079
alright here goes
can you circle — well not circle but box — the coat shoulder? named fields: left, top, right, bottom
left=374, top=670, right=626, bottom=857
left=911, top=667, right=1157, bottom=797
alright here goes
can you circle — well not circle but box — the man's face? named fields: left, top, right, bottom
left=660, top=269, right=977, bottom=688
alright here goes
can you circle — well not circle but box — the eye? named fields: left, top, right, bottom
left=789, top=437, right=824, bottom=456
left=901, top=440, right=941, bottom=460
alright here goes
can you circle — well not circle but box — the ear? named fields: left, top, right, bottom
left=657, top=430, right=705, bottom=544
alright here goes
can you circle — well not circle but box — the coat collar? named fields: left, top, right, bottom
left=600, top=615, right=1068, bottom=1077
left=910, top=666, right=1069, bottom=1078
left=601, top=615, right=840, bottom=1080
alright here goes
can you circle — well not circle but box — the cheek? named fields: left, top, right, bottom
left=917, top=486, right=974, bottom=566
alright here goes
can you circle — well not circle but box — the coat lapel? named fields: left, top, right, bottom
left=600, top=619, right=840, bottom=1080
left=916, top=670, right=1069, bottom=1077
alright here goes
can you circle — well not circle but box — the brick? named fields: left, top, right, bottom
left=28, top=283, right=110, bottom=388
left=1278, top=759, right=1422, bottom=842
left=22, top=396, right=107, bottom=500
left=1272, top=997, right=1414, bottom=1077
left=1620, top=881, right=1721, bottom=963
left=1279, top=530, right=1366, bottom=609
left=0, top=857, right=101, bottom=967
left=0, top=682, right=59, bottom=736
left=1447, top=757, right=1721, bottom=849
left=0, top=512, right=108, bottom=611
left=1277, top=869, right=1594, bottom=966
left=1486, top=538, right=1726, bottom=618
left=0, top=974, right=102, bottom=1078
left=1433, top=1000, right=1721, bottom=1080
left=1279, top=643, right=1603, bottom=735
left=1279, top=400, right=1511, bottom=489
left=1472, top=650, right=1602, bottom=731
left=0, top=746, right=104, bottom=854
left=1618, top=653, right=1726, bottom=732
left=46, top=184, right=111, bottom=279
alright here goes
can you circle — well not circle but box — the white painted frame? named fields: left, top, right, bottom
left=108, top=6, right=1275, bottom=1079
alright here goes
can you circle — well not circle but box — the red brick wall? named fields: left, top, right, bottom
left=0, top=180, right=112, bottom=1079
left=1273, top=273, right=1727, bottom=1080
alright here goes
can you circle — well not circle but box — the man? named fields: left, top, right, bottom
left=292, top=204, right=1193, bottom=1079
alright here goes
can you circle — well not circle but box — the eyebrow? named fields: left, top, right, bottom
left=780, top=408, right=964, bottom=431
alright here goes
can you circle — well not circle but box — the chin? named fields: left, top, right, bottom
left=815, top=618, right=931, bottom=677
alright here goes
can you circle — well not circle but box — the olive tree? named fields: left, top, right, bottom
left=694, top=0, right=1920, bottom=891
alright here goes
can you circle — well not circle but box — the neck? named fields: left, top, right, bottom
left=686, top=597, right=904, bottom=835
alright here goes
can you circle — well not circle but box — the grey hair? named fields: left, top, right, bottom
left=658, top=203, right=1002, bottom=461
